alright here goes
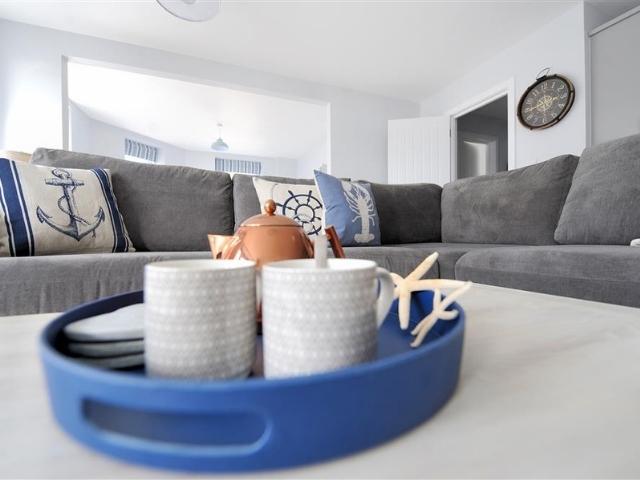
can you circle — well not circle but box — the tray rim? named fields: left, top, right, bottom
left=40, top=290, right=465, bottom=391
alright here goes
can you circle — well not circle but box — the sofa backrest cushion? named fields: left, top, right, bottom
left=441, top=154, right=579, bottom=245
left=233, top=174, right=315, bottom=228
left=31, top=149, right=234, bottom=251
left=555, top=133, right=640, bottom=245
left=235, top=174, right=442, bottom=243
left=369, top=182, right=442, bottom=244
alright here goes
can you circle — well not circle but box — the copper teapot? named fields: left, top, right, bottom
left=208, top=199, right=344, bottom=268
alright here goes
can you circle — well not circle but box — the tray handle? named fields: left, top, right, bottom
left=76, top=396, right=274, bottom=459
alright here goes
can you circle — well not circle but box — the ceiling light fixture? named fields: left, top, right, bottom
left=156, top=0, right=221, bottom=22
left=211, top=123, right=230, bottom=152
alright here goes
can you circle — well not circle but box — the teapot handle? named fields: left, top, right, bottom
left=208, top=234, right=233, bottom=259
left=324, top=225, right=346, bottom=259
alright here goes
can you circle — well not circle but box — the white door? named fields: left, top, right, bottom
left=388, top=116, right=450, bottom=185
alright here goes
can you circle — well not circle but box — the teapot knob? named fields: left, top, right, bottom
left=264, top=199, right=277, bottom=216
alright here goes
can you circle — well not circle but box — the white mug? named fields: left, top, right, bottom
left=261, top=258, right=395, bottom=378
left=144, top=259, right=256, bottom=379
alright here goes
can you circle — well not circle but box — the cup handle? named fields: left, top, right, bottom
left=375, top=267, right=395, bottom=328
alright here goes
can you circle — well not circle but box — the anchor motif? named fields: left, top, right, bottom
left=36, top=168, right=105, bottom=241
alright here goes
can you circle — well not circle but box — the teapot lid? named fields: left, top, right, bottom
left=242, top=199, right=302, bottom=227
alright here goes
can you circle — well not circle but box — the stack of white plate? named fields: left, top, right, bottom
left=63, top=304, right=145, bottom=370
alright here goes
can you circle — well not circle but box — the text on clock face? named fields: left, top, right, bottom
left=522, top=78, right=571, bottom=127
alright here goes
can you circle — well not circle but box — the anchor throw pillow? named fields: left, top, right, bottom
left=0, top=159, right=135, bottom=256
left=313, top=170, right=381, bottom=247
left=253, top=177, right=324, bottom=236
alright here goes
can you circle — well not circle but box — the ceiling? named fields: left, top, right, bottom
left=67, top=62, right=328, bottom=158
left=0, top=0, right=590, bottom=101
left=1, top=1, right=637, bottom=102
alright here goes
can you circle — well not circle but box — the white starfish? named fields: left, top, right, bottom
left=410, top=282, right=471, bottom=347
left=390, top=252, right=472, bottom=347
left=390, top=253, right=439, bottom=330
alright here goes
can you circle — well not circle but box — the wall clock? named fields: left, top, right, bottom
left=517, top=73, right=575, bottom=130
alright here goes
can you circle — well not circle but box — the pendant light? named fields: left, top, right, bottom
left=211, top=123, right=229, bottom=152
left=156, top=0, right=221, bottom=22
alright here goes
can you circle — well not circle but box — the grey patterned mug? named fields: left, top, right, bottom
left=144, top=259, right=256, bottom=379
left=261, top=258, right=395, bottom=378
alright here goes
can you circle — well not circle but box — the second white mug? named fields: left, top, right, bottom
left=261, top=258, right=395, bottom=378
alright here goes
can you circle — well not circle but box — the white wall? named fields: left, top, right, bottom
left=420, top=4, right=588, bottom=169
left=181, top=150, right=298, bottom=177
left=0, top=18, right=418, bottom=182
left=68, top=102, right=94, bottom=155
left=296, top=138, right=328, bottom=178
left=90, top=121, right=186, bottom=165
left=69, top=102, right=187, bottom=164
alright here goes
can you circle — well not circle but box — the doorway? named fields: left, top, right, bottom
left=454, top=95, right=508, bottom=180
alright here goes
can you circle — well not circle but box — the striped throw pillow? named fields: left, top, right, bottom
left=0, top=158, right=134, bottom=256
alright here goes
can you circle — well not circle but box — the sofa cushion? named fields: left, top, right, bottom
left=555, top=133, right=640, bottom=245
left=369, top=182, right=442, bottom=244
left=0, top=159, right=134, bottom=256
left=388, top=242, right=508, bottom=279
left=233, top=174, right=314, bottom=228
left=314, top=170, right=381, bottom=246
left=441, top=154, right=579, bottom=245
left=344, top=242, right=506, bottom=279
left=252, top=177, right=324, bottom=236
left=31, top=149, right=234, bottom=251
left=455, top=245, right=640, bottom=308
left=344, top=245, right=441, bottom=278
left=0, top=251, right=211, bottom=315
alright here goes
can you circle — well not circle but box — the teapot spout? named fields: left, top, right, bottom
left=208, top=234, right=233, bottom=259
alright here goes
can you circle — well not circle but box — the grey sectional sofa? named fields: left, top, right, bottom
left=2, top=134, right=639, bottom=315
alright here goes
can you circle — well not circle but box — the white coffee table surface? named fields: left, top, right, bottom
left=1, top=284, right=640, bottom=478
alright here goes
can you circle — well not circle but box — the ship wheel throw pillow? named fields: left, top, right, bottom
left=0, top=158, right=134, bottom=256
left=314, top=170, right=381, bottom=247
left=252, top=177, right=324, bottom=236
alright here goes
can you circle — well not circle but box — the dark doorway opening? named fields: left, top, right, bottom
left=455, top=95, right=508, bottom=179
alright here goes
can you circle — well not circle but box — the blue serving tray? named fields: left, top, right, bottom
left=40, top=290, right=464, bottom=472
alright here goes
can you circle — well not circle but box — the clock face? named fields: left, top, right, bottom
left=518, top=75, right=575, bottom=130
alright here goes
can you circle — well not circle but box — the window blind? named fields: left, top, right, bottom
left=124, top=139, right=159, bottom=163
left=214, top=158, right=262, bottom=175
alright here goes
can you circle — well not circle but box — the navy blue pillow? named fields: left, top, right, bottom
left=314, top=170, right=381, bottom=246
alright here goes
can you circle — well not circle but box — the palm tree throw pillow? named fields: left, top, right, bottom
left=0, top=158, right=135, bottom=256
left=313, top=170, right=381, bottom=246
